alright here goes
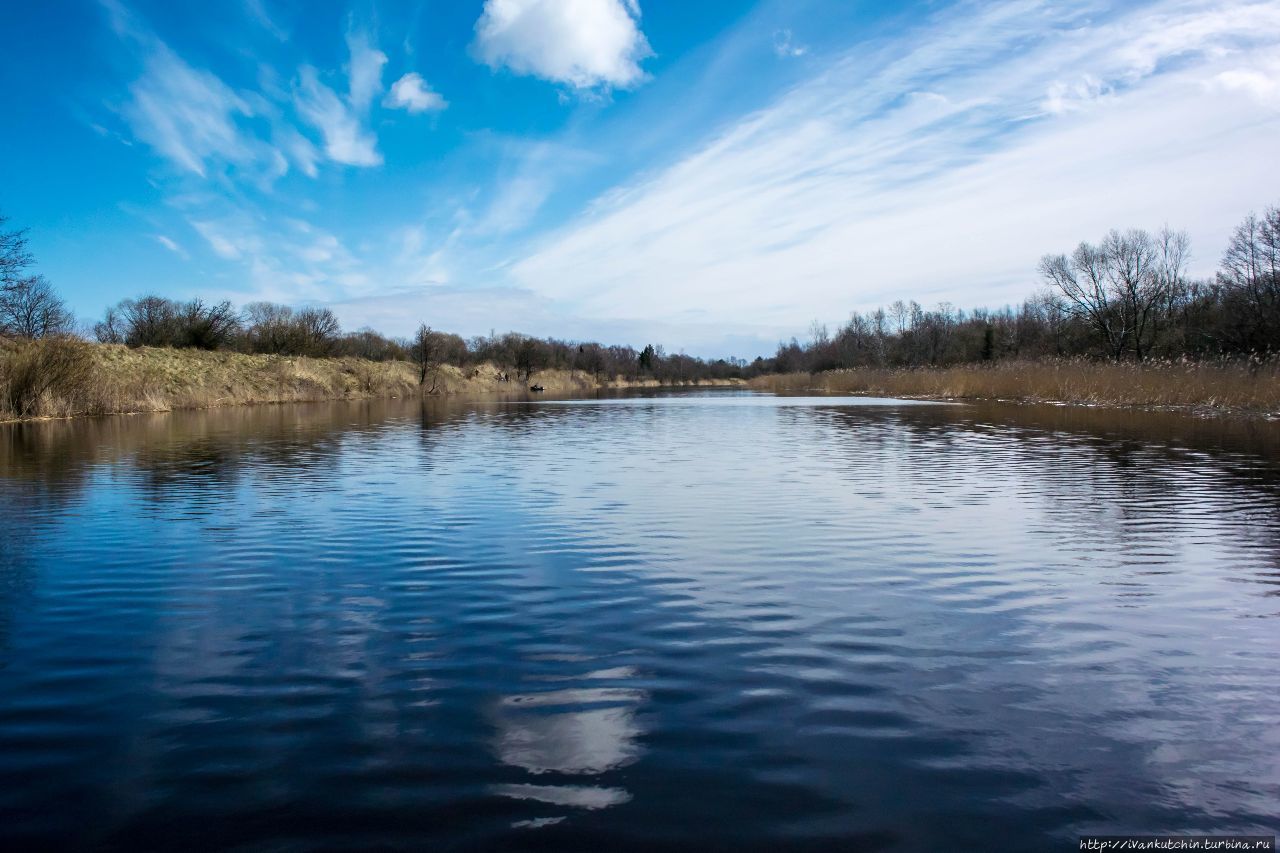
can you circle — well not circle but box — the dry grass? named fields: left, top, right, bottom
left=0, top=343, right=744, bottom=422
left=748, top=359, right=1280, bottom=413
left=0, top=336, right=96, bottom=419
left=0, top=344, right=425, bottom=421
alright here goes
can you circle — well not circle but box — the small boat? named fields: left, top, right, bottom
left=529, top=384, right=545, bottom=392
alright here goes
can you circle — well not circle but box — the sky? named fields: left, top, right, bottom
left=1, top=0, right=1278, bottom=358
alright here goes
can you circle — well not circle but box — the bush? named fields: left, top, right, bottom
left=0, top=336, right=94, bottom=419
left=95, top=296, right=239, bottom=350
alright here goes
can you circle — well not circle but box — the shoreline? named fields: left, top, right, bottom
left=747, top=361, right=1280, bottom=421
left=6, top=345, right=1278, bottom=424
left=864, top=391, right=1279, bottom=420
left=0, top=343, right=743, bottom=425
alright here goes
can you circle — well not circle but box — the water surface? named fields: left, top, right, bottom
left=2, top=391, right=1278, bottom=850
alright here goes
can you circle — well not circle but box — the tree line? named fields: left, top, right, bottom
left=0, top=217, right=744, bottom=384
left=760, top=202, right=1279, bottom=374
left=4, top=200, right=1278, bottom=384
left=86, top=297, right=745, bottom=384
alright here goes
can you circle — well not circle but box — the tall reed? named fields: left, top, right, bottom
left=747, top=359, right=1280, bottom=412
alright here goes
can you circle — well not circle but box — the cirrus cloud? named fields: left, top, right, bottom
left=293, top=65, right=382, bottom=167
left=505, top=0, right=1280, bottom=339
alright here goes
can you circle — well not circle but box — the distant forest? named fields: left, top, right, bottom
left=772, top=202, right=1280, bottom=374
left=2, top=200, right=1278, bottom=384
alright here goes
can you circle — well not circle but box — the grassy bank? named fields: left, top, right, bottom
left=747, top=359, right=1280, bottom=414
left=0, top=340, right=739, bottom=422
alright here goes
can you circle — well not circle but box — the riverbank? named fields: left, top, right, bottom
left=748, top=359, right=1280, bottom=417
left=0, top=341, right=741, bottom=422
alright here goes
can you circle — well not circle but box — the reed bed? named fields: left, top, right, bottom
left=747, top=359, right=1280, bottom=413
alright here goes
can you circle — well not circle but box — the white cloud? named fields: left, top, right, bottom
left=184, top=210, right=375, bottom=306
left=153, top=234, right=188, bottom=258
left=191, top=220, right=244, bottom=259
left=506, top=0, right=1280, bottom=344
left=385, top=72, right=448, bottom=113
left=243, top=0, right=288, bottom=41
left=473, top=0, right=652, bottom=90
left=292, top=30, right=388, bottom=167
left=276, top=126, right=321, bottom=177
left=1041, top=74, right=1109, bottom=114
left=345, top=30, right=387, bottom=111
left=1210, top=58, right=1280, bottom=105
left=773, top=29, right=808, bottom=59
left=122, top=43, right=266, bottom=178
left=111, top=6, right=388, bottom=180
left=294, top=66, right=382, bottom=167
left=469, top=137, right=604, bottom=235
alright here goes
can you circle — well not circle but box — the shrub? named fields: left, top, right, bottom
left=0, top=336, right=94, bottom=419
left=95, top=296, right=239, bottom=350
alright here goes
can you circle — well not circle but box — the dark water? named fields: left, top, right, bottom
left=2, top=391, right=1278, bottom=851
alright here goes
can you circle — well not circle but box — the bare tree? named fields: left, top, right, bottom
left=515, top=335, right=546, bottom=382
left=1222, top=212, right=1268, bottom=299
left=1147, top=226, right=1191, bottom=352
left=888, top=300, right=909, bottom=334
left=94, top=304, right=125, bottom=344
left=1040, top=240, right=1129, bottom=359
left=0, top=212, right=33, bottom=290
left=243, top=302, right=296, bottom=353
left=0, top=213, right=74, bottom=340
left=93, top=295, right=242, bottom=350
left=0, top=275, right=74, bottom=339
left=1219, top=206, right=1280, bottom=350
left=238, top=303, right=340, bottom=356
left=339, top=328, right=408, bottom=361
left=410, top=323, right=442, bottom=391
left=1105, top=228, right=1184, bottom=361
left=116, top=296, right=180, bottom=347
left=295, top=307, right=340, bottom=357
left=576, top=343, right=606, bottom=380
left=808, top=320, right=830, bottom=348
left=1029, top=289, right=1069, bottom=356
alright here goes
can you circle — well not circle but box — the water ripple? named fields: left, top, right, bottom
left=0, top=393, right=1278, bottom=849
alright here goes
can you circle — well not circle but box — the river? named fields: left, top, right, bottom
left=1, top=391, right=1277, bottom=850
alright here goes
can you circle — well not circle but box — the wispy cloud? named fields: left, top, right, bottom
left=186, top=212, right=375, bottom=305
left=274, top=126, right=322, bottom=178
left=292, top=30, right=388, bottom=167
left=89, top=0, right=1280, bottom=356
left=345, top=30, right=387, bottom=111
left=108, top=2, right=392, bottom=178
left=1041, top=75, right=1110, bottom=115
left=472, top=0, right=652, bottom=91
left=294, top=66, right=382, bottom=167
left=773, top=29, right=808, bottom=59
left=243, top=0, right=288, bottom=42
left=191, top=219, right=245, bottom=260
left=153, top=234, right=189, bottom=259
left=121, top=41, right=278, bottom=179
left=469, top=137, right=606, bottom=235
left=506, top=0, right=1280, bottom=341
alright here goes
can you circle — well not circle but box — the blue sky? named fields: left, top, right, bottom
left=2, top=0, right=1278, bottom=357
